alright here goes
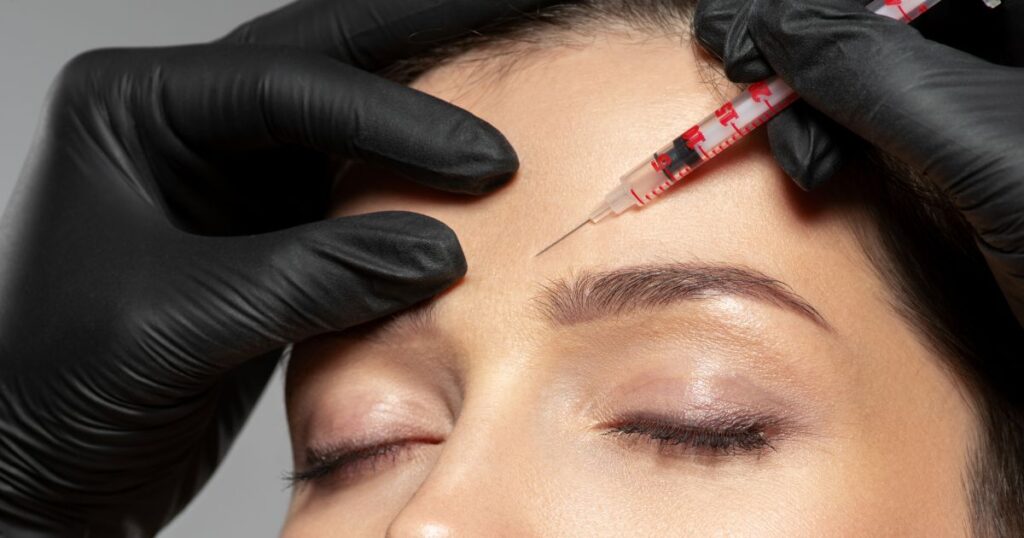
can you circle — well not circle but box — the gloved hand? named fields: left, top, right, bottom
left=0, top=1, right=551, bottom=536
left=693, top=0, right=1024, bottom=324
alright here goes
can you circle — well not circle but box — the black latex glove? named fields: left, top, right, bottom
left=0, top=1, right=553, bottom=536
left=693, top=0, right=1024, bottom=323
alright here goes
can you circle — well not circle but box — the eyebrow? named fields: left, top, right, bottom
left=362, top=300, right=440, bottom=343
left=535, top=263, right=831, bottom=330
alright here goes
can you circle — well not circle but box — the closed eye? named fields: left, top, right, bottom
left=602, top=412, right=781, bottom=458
left=286, top=437, right=442, bottom=488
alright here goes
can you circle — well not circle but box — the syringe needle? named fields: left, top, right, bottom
left=535, top=219, right=589, bottom=257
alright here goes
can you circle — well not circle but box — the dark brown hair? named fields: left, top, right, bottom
left=380, top=1, right=1024, bottom=535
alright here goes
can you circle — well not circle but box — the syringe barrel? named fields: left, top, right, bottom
left=617, top=76, right=796, bottom=209
left=613, top=147, right=686, bottom=210
left=610, top=0, right=944, bottom=216
left=602, top=180, right=642, bottom=216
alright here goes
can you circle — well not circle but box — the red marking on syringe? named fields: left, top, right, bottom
left=630, top=189, right=645, bottom=205
left=885, top=0, right=911, bottom=21
left=715, top=103, right=739, bottom=125
left=638, top=89, right=802, bottom=203
left=653, top=153, right=672, bottom=172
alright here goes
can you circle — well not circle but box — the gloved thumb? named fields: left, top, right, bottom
left=135, top=211, right=464, bottom=385
left=693, top=0, right=847, bottom=189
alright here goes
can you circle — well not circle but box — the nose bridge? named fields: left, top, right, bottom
left=384, top=371, right=544, bottom=538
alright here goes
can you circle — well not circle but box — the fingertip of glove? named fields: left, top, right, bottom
left=453, top=123, right=521, bottom=195
left=346, top=76, right=520, bottom=196
left=437, top=119, right=520, bottom=196
left=694, top=0, right=730, bottom=58
left=766, top=109, right=845, bottom=191
left=394, top=113, right=520, bottom=196
left=233, top=213, right=468, bottom=337
left=347, top=212, right=468, bottom=288
left=399, top=213, right=468, bottom=284
left=771, top=143, right=844, bottom=191
left=723, top=57, right=775, bottom=84
left=694, top=0, right=775, bottom=84
left=779, top=155, right=842, bottom=192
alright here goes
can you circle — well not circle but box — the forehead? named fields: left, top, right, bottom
left=331, top=33, right=905, bottom=353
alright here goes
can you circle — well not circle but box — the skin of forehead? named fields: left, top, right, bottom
left=331, top=35, right=891, bottom=347
left=318, top=32, right=971, bottom=408
left=288, top=32, right=978, bottom=535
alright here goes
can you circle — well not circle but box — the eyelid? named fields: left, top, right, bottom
left=602, top=410, right=786, bottom=431
left=288, top=436, right=443, bottom=487
left=598, top=411, right=787, bottom=457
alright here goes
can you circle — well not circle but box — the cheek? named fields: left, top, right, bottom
left=843, top=348, right=977, bottom=535
left=540, top=434, right=835, bottom=535
left=537, top=437, right=965, bottom=537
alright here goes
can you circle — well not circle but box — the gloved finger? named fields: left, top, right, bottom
left=746, top=0, right=1024, bottom=210
left=144, top=211, right=465, bottom=385
left=748, top=0, right=1024, bottom=324
left=693, top=0, right=773, bottom=82
left=697, top=0, right=1023, bottom=72
left=223, top=0, right=561, bottom=70
left=765, top=102, right=848, bottom=190
left=157, top=45, right=516, bottom=194
left=694, top=0, right=843, bottom=188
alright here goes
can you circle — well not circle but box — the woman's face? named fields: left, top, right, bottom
left=282, top=34, right=977, bottom=537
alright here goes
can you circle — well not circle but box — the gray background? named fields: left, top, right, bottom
left=1, top=1, right=297, bottom=536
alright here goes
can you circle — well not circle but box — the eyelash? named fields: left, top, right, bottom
left=287, top=415, right=778, bottom=486
left=285, top=441, right=422, bottom=487
left=603, top=414, right=777, bottom=457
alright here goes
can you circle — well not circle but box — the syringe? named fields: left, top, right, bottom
left=536, top=0, right=997, bottom=256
